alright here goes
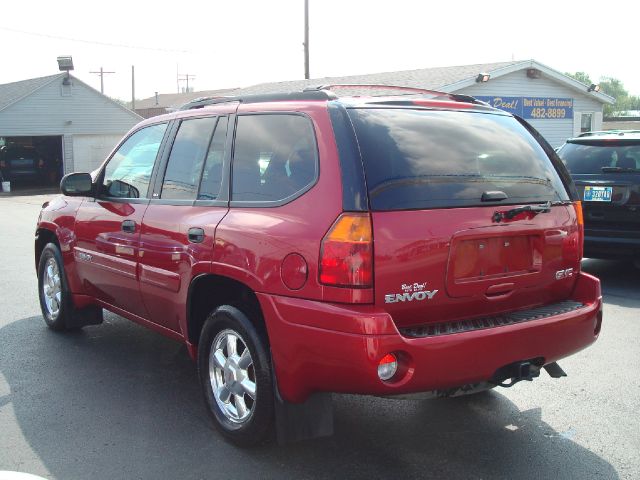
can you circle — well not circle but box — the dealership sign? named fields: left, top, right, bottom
left=475, top=96, right=573, bottom=119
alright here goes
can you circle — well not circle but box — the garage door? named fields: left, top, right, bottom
left=72, top=134, right=124, bottom=172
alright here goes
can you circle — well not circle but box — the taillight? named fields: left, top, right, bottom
left=0, top=160, right=5, bottom=168
left=573, top=201, right=584, bottom=261
left=38, top=159, right=44, bottom=168
left=319, top=213, right=373, bottom=288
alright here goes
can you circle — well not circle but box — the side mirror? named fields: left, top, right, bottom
left=60, top=172, right=93, bottom=196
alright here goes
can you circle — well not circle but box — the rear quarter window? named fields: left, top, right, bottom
left=347, top=108, right=569, bottom=210
left=231, top=114, right=318, bottom=203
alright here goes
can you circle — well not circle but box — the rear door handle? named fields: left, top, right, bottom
left=121, top=220, right=136, bottom=233
left=188, top=227, right=205, bottom=244
left=485, top=283, right=515, bottom=300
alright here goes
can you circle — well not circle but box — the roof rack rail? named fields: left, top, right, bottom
left=303, top=84, right=487, bottom=105
left=179, top=90, right=337, bottom=110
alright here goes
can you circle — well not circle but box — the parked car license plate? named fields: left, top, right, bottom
left=583, top=186, right=612, bottom=202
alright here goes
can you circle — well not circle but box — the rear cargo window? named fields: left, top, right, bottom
left=558, top=142, right=640, bottom=174
left=347, top=108, right=569, bottom=210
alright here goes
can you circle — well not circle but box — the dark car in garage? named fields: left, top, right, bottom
left=0, top=145, right=46, bottom=183
left=557, top=131, right=640, bottom=263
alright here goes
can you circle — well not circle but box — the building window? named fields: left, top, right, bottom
left=581, top=113, right=593, bottom=133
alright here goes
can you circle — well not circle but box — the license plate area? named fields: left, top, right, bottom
left=446, top=229, right=544, bottom=298
left=451, top=235, right=540, bottom=282
left=583, top=186, right=612, bottom=202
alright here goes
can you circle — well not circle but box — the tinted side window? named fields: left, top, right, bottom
left=161, top=117, right=217, bottom=200
left=102, top=123, right=167, bottom=199
left=348, top=109, right=569, bottom=210
left=231, top=114, right=317, bottom=202
left=198, top=116, right=228, bottom=200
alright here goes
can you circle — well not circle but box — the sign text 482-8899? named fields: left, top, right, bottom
left=522, top=97, right=573, bottom=119
left=475, top=96, right=574, bottom=120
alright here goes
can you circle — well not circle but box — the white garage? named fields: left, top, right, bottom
left=0, top=73, right=141, bottom=190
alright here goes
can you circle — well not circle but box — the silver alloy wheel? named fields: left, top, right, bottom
left=42, top=257, right=62, bottom=320
left=209, top=329, right=257, bottom=424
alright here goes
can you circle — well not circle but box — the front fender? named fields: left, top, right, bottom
left=36, top=195, right=85, bottom=293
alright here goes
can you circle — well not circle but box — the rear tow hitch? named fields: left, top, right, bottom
left=491, top=360, right=541, bottom=387
left=491, top=360, right=568, bottom=388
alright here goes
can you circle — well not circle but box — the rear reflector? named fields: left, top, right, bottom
left=573, top=201, right=584, bottom=260
left=573, top=201, right=584, bottom=227
left=378, top=353, right=398, bottom=381
left=319, top=213, right=373, bottom=288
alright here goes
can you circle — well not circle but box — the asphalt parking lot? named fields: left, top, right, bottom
left=0, top=193, right=638, bottom=480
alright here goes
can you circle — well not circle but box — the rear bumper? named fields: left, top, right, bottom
left=585, top=232, right=640, bottom=258
left=259, top=272, right=602, bottom=403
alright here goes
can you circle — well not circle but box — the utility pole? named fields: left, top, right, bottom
left=177, top=73, right=196, bottom=93
left=90, top=67, right=115, bottom=94
left=304, top=0, right=310, bottom=79
left=131, top=65, right=136, bottom=110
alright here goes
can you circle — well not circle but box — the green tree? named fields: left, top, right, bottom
left=599, top=77, right=633, bottom=116
left=565, top=72, right=592, bottom=85
left=566, top=72, right=636, bottom=116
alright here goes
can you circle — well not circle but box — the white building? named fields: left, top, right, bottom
left=0, top=73, right=141, bottom=187
left=236, top=59, right=615, bottom=148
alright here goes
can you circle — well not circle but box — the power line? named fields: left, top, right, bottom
left=0, top=26, right=192, bottom=54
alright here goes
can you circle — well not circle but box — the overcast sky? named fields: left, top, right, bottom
left=1, top=0, right=638, bottom=101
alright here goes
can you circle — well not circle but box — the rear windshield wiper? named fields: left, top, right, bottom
left=493, top=201, right=552, bottom=223
left=602, top=167, right=640, bottom=173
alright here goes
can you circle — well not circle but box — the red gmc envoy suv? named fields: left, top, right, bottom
left=35, top=86, right=602, bottom=446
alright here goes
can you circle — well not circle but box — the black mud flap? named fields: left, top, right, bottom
left=67, top=306, right=104, bottom=328
left=272, top=371, right=334, bottom=445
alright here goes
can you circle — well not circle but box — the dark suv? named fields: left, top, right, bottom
left=35, top=86, right=602, bottom=446
left=557, top=131, right=640, bottom=263
left=0, top=145, right=46, bottom=183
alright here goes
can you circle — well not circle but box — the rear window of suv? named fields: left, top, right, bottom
left=558, top=141, right=640, bottom=174
left=347, top=108, right=569, bottom=210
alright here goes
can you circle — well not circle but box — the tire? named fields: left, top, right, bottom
left=37, top=242, right=74, bottom=331
left=197, top=305, right=274, bottom=446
